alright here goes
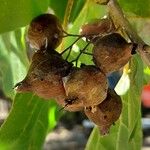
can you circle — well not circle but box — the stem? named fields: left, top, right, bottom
left=60, top=36, right=82, bottom=55
left=65, top=47, right=72, bottom=60
left=63, top=0, right=74, bottom=31
left=71, top=42, right=90, bottom=67
left=62, top=30, right=100, bottom=38
left=62, top=30, right=82, bottom=37
left=59, top=0, right=74, bottom=52
left=107, top=0, right=150, bottom=66
left=63, top=34, right=81, bottom=37
left=81, top=51, right=93, bottom=56
left=107, top=0, right=143, bottom=43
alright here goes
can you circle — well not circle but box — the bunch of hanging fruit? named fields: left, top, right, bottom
left=14, top=13, right=137, bottom=135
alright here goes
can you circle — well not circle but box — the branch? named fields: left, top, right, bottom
left=59, top=0, right=74, bottom=52
left=107, top=0, right=150, bottom=66
left=63, top=0, right=74, bottom=31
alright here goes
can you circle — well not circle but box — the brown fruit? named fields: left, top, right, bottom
left=84, top=89, right=122, bottom=135
left=93, top=33, right=133, bottom=74
left=80, top=18, right=115, bottom=41
left=63, top=65, right=108, bottom=109
left=14, top=50, right=72, bottom=102
left=63, top=97, right=84, bottom=112
left=27, top=13, right=63, bottom=50
left=14, top=50, right=83, bottom=112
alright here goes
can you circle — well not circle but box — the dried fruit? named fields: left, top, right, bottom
left=93, top=33, right=133, bottom=74
left=27, top=13, right=63, bottom=50
left=15, top=50, right=72, bottom=103
left=80, top=18, right=115, bottom=41
left=63, top=97, right=84, bottom=112
left=63, top=65, right=108, bottom=109
left=84, top=89, right=122, bottom=135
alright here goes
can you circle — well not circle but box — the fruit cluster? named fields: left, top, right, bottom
left=14, top=13, right=136, bottom=135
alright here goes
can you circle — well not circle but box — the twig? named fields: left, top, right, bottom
left=65, top=47, right=72, bottom=60
left=107, top=0, right=143, bottom=43
left=107, top=0, right=150, bottom=66
left=62, top=30, right=82, bottom=37
left=60, top=33, right=95, bottom=60
left=71, top=42, right=91, bottom=66
left=60, top=36, right=82, bottom=55
left=60, top=0, right=74, bottom=52
left=62, top=30, right=100, bottom=38
left=81, top=51, right=93, bottom=56
left=58, top=97, right=78, bottom=112
left=63, top=0, right=74, bottom=31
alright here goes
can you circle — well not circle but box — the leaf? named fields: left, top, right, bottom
left=68, top=0, right=106, bottom=34
left=49, top=0, right=85, bottom=23
left=48, top=100, right=61, bottom=130
left=49, top=0, right=68, bottom=22
left=0, top=29, right=28, bottom=99
left=0, top=0, right=49, bottom=33
left=119, top=0, right=150, bottom=17
left=62, top=0, right=106, bottom=63
left=85, top=55, right=143, bottom=150
left=115, top=71, right=130, bottom=95
left=69, top=0, right=86, bottom=22
left=0, top=93, right=54, bottom=150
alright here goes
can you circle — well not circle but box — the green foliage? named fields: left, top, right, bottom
left=0, top=29, right=28, bottom=98
left=119, top=0, right=150, bottom=17
left=0, top=93, right=50, bottom=150
left=86, top=55, right=144, bottom=150
left=62, top=1, right=106, bottom=63
left=48, top=100, right=61, bottom=131
left=49, top=0, right=85, bottom=22
left=49, top=0, right=68, bottom=22
left=0, top=0, right=150, bottom=150
left=0, top=0, right=49, bottom=34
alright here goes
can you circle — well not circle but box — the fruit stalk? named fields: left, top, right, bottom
left=107, top=0, right=150, bottom=66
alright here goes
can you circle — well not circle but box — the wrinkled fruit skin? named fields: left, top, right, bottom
left=64, top=65, right=108, bottom=108
left=27, top=13, right=63, bottom=50
left=14, top=50, right=83, bottom=112
left=80, top=18, right=115, bottom=41
left=15, top=50, right=72, bottom=102
left=63, top=97, right=84, bottom=112
left=93, top=33, right=133, bottom=74
left=84, top=89, right=122, bottom=135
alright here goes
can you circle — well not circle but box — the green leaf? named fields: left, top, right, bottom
left=119, top=0, right=150, bottom=17
left=62, top=0, right=106, bottom=64
left=48, top=100, right=61, bottom=130
left=0, top=30, right=28, bottom=98
left=0, top=0, right=49, bottom=33
left=69, top=0, right=86, bottom=22
left=143, top=66, right=150, bottom=83
left=68, top=0, right=106, bottom=34
left=49, top=0, right=68, bottom=22
left=0, top=93, right=52, bottom=150
left=85, top=55, right=143, bottom=150
left=49, top=0, right=85, bottom=23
